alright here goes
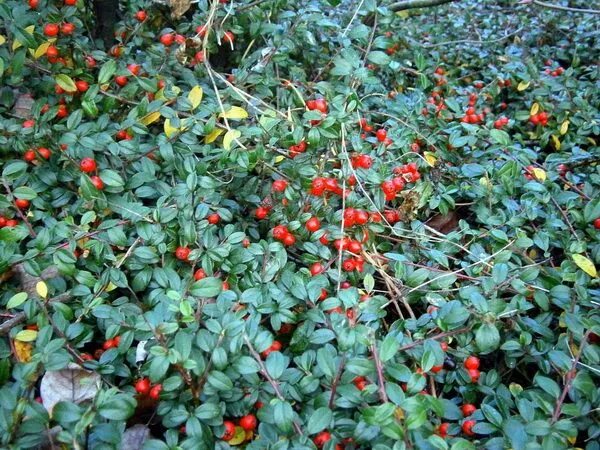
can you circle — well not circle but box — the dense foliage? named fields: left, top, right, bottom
left=0, top=0, right=599, bottom=449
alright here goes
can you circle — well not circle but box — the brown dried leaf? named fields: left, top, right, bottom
left=40, top=363, right=101, bottom=414
left=427, top=210, right=459, bottom=234
left=169, top=0, right=191, bottom=19
left=122, top=424, right=151, bottom=450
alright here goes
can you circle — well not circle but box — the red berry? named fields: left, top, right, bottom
left=46, top=45, right=59, bottom=58
left=239, top=414, right=257, bottom=431
left=462, top=420, right=476, bottom=436
left=313, top=431, right=332, bottom=448
left=127, top=64, right=141, bottom=76
left=102, top=339, right=116, bottom=350
left=135, top=10, right=147, bottom=21
left=310, top=262, right=324, bottom=276
left=149, top=384, right=162, bottom=400
left=85, top=56, right=97, bottom=68
left=134, top=378, right=151, bottom=395
left=160, top=33, right=174, bottom=46
left=375, top=129, right=387, bottom=142
left=207, top=213, right=220, bottom=224
left=61, top=22, right=75, bottom=35
left=80, top=157, right=97, bottom=173
left=468, top=368, right=481, bottom=382
left=594, top=218, right=600, bottom=229
left=261, top=340, right=282, bottom=358
left=75, top=80, right=89, bottom=92
left=222, top=421, right=236, bottom=441
left=342, top=259, right=356, bottom=272
left=194, top=268, right=207, bottom=280
left=15, top=198, right=30, bottom=209
left=282, top=233, right=296, bottom=246
left=24, top=150, right=36, bottom=162
left=461, top=404, right=477, bottom=416
left=29, top=0, right=39, bottom=8
left=115, top=75, right=128, bottom=87
left=223, top=31, right=235, bottom=45
left=0, top=216, right=6, bottom=228
left=64, top=0, right=77, bottom=4
left=436, top=422, right=449, bottom=438
left=464, top=356, right=480, bottom=370
left=44, top=23, right=60, bottom=37
left=306, top=217, right=321, bottom=232
left=272, top=179, right=288, bottom=192
left=430, top=365, right=443, bottom=373
left=255, top=206, right=269, bottom=219
left=90, top=175, right=104, bottom=190
left=353, top=376, right=367, bottom=391
left=175, top=246, right=191, bottom=261
left=5, top=219, right=18, bottom=227
left=23, top=120, right=35, bottom=128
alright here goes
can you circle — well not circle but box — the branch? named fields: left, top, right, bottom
left=529, top=0, right=600, bottom=14
left=328, top=355, right=346, bottom=409
left=0, top=293, right=71, bottom=335
left=370, top=341, right=388, bottom=403
left=389, top=0, right=458, bottom=12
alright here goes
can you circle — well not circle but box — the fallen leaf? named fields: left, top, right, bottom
left=188, top=85, right=203, bottom=109
left=169, top=0, right=191, bottom=19
left=223, top=129, right=242, bottom=150
left=36, top=281, right=48, bottom=299
left=164, top=118, right=179, bottom=138
left=531, top=168, right=546, bottom=182
left=13, top=340, right=33, bottom=362
left=530, top=102, right=539, bottom=116
left=41, top=363, right=101, bottom=414
left=205, top=128, right=224, bottom=144
left=122, top=424, right=151, bottom=450
left=219, top=106, right=249, bottom=120
left=518, top=80, right=530, bottom=91
left=572, top=254, right=597, bottom=277
left=140, top=111, right=161, bottom=126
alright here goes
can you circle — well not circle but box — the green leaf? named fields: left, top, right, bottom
left=98, top=394, right=136, bottom=420
left=98, top=59, right=117, bottom=84
left=13, top=186, right=37, bottom=200
left=2, top=161, right=28, bottom=180
left=55, top=74, right=78, bottom=93
left=306, top=407, right=332, bottom=434
left=6, top=292, right=27, bottom=309
left=98, top=169, right=124, bottom=188
left=367, top=51, right=390, bottom=65
left=379, top=334, right=399, bottom=362
left=190, top=277, right=222, bottom=298
left=475, top=323, right=500, bottom=353
left=490, top=129, right=510, bottom=146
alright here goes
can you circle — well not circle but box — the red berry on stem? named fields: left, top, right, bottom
left=149, top=384, right=162, bottom=400
left=461, top=404, right=477, bottom=416
left=306, top=217, right=320, bottom=232
left=239, top=414, right=257, bottom=431
left=221, top=421, right=236, bottom=441
left=462, top=420, right=476, bottom=436
left=175, top=246, right=191, bottom=261
left=80, top=157, right=97, bottom=173
left=134, top=378, right=151, bottom=395
left=464, top=356, right=480, bottom=370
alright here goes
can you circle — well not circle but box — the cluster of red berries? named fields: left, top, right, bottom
left=341, top=207, right=369, bottom=228
left=497, top=78, right=511, bottom=88
left=24, top=147, right=51, bottom=163
left=393, top=162, right=421, bottom=183
left=461, top=106, right=485, bottom=124
left=530, top=111, right=549, bottom=126
left=220, top=414, right=258, bottom=441
left=350, top=153, right=372, bottom=169
left=493, top=116, right=509, bottom=129
left=433, top=67, right=447, bottom=86
left=0, top=216, right=19, bottom=228
left=43, top=22, right=75, bottom=38
left=288, top=140, right=307, bottom=158
left=544, top=60, right=565, bottom=77
left=272, top=225, right=296, bottom=246
left=464, top=355, right=480, bottom=382
left=134, top=377, right=163, bottom=400
left=341, top=256, right=364, bottom=272
left=116, top=129, right=133, bottom=141
left=423, top=90, right=447, bottom=117
left=357, top=118, right=393, bottom=145
left=385, top=42, right=400, bottom=55
left=306, top=98, right=328, bottom=126
left=310, top=177, right=347, bottom=197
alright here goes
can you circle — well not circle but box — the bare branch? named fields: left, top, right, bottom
left=529, top=0, right=600, bottom=14
left=389, top=0, right=458, bottom=12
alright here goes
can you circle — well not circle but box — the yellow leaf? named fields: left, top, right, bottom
left=517, top=81, right=530, bottom=91
left=424, top=151, right=437, bottom=167
left=396, top=10, right=409, bottom=19
left=0, top=35, right=5, bottom=46
left=15, top=329, right=38, bottom=342
left=587, top=137, right=597, bottom=146
left=36, top=281, right=48, bottom=299
left=531, top=168, right=546, bottom=182
left=155, top=88, right=165, bottom=100
left=188, top=85, right=203, bottom=110
left=164, top=118, right=179, bottom=138
left=34, top=42, right=52, bottom=59
left=560, top=120, right=569, bottom=135
left=228, top=426, right=246, bottom=446
left=219, top=106, right=248, bottom=120
left=530, top=103, right=539, bottom=116
left=55, top=74, right=78, bottom=93
left=274, top=155, right=285, bottom=164
left=106, top=282, right=117, bottom=292
left=140, top=111, right=161, bottom=126
left=13, top=340, right=33, bottom=362
left=572, top=254, right=597, bottom=277
left=551, top=135, right=561, bottom=151
left=223, top=129, right=242, bottom=150
left=204, top=128, right=224, bottom=144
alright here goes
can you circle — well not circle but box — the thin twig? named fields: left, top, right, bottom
left=370, top=339, right=388, bottom=403
left=530, top=0, right=600, bottom=14
left=328, top=354, right=346, bottom=409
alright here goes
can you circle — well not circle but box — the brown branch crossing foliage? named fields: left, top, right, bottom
left=389, top=0, right=458, bottom=12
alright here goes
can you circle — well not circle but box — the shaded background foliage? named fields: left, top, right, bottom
left=0, top=0, right=599, bottom=449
